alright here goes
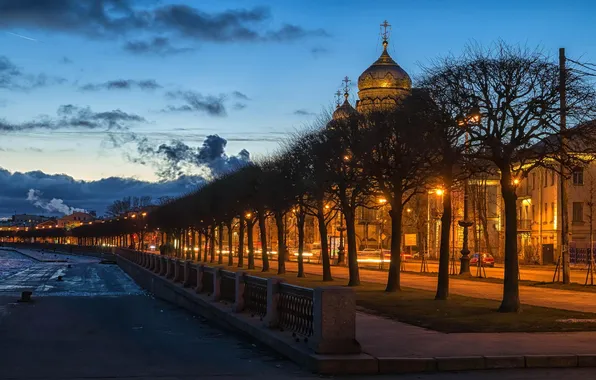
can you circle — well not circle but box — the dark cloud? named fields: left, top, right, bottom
left=310, top=46, right=329, bottom=57
left=293, top=109, right=316, bottom=116
left=163, top=90, right=227, bottom=116
left=0, top=167, right=202, bottom=217
left=266, top=24, right=328, bottom=42
left=232, top=91, right=250, bottom=101
left=129, top=134, right=250, bottom=180
left=60, top=56, right=73, bottom=64
left=123, top=37, right=194, bottom=56
left=0, top=2, right=328, bottom=52
left=0, top=104, right=146, bottom=133
left=0, top=55, right=66, bottom=90
left=79, top=79, right=162, bottom=91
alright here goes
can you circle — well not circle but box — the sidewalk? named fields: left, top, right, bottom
left=357, top=311, right=596, bottom=358
left=252, top=258, right=596, bottom=313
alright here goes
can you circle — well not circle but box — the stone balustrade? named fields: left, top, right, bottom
left=117, top=248, right=360, bottom=355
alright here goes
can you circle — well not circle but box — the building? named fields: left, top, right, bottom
left=56, top=212, right=95, bottom=228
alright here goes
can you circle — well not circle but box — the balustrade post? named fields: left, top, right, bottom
left=174, top=259, right=182, bottom=282
left=195, top=264, right=205, bottom=293
left=232, top=271, right=246, bottom=312
left=160, top=257, right=168, bottom=276
left=264, top=278, right=284, bottom=328
left=165, top=258, right=172, bottom=278
left=308, top=287, right=361, bottom=354
left=168, top=258, right=176, bottom=279
left=212, top=267, right=223, bottom=301
left=149, top=255, right=155, bottom=271
left=183, top=261, right=192, bottom=287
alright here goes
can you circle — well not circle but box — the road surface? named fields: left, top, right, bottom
left=0, top=248, right=592, bottom=379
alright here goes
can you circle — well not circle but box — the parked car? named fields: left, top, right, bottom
left=469, top=253, right=495, bottom=267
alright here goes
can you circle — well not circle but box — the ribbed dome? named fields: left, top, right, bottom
left=357, top=41, right=411, bottom=112
left=332, top=96, right=358, bottom=120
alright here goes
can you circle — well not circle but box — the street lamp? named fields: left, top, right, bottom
left=457, top=107, right=481, bottom=275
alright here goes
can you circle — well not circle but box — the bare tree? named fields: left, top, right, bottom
left=423, top=42, right=596, bottom=312
left=361, top=94, right=439, bottom=292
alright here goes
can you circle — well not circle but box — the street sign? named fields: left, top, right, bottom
left=405, top=234, right=417, bottom=247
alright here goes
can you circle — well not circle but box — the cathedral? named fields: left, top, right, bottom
left=332, top=21, right=412, bottom=120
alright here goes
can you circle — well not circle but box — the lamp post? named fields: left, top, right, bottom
left=457, top=108, right=480, bottom=275
left=337, top=213, right=346, bottom=265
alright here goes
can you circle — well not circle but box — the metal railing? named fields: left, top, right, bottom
left=278, top=283, right=314, bottom=337
left=220, top=270, right=236, bottom=303
left=243, top=275, right=267, bottom=317
left=518, top=219, right=532, bottom=231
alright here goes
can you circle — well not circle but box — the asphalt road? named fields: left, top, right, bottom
left=0, top=248, right=592, bottom=380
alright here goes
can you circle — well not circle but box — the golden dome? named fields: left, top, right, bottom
left=332, top=94, right=358, bottom=120
left=357, top=41, right=411, bottom=112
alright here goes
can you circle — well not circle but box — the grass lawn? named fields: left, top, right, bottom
left=215, top=263, right=596, bottom=333
left=403, top=270, right=596, bottom=294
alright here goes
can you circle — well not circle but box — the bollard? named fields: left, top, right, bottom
left=232, top=271, right=246, bottom=312
left=160, top=257, right=168, bottom=276
left=263, top=278, right=283, bottom=328
left=308, top=287, right=361, bottom=354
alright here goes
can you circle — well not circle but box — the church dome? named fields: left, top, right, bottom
left=357, top=40, right=411, bottom=112
left=332, top=94, right=358, bottom=120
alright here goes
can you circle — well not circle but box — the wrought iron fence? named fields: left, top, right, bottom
left=243, top=275, right=267, bottom=317
left=220, top=270, right=236, bottom=303
left=278, top=283, right=313, bottom=337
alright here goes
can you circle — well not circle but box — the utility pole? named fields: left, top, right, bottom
left=559, top=47, right=571, bottom=284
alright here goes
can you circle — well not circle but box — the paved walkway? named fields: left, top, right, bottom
left=251, top=258, right=596, bottom=313
left=357, top=312, right=596, bottom=358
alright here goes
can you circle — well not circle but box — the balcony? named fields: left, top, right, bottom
left=517, top=219, right=532, bottom=231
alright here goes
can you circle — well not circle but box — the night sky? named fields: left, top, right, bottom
left=1, top=0, right=595, bottom=216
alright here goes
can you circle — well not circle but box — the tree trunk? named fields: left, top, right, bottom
left=258, top=210, right=269, bottom=272
left=198, top=232, right=203, bottom=261
left=275, top=212, right=286, bottom=274
left=297, top=213, right=305, bottom=278
left=499, top=168, right=521, bottom=312
left=238, top=219, right=245, bottom=268
left=345, top=208, right=360, bottom=286
left=226, top=220, right=234, bottom=266
left=386, top=198, right=403, bottom=292
left=317, top=206, right=333, bottom=281
left=203, top=229, right=209, bottom=262
left=191, top=228, right=196, bottom=261
left=247, top=219, right=255, bottom=269
left=435, top=176, right=453, bottom=300
left=218, top=223, right=223, bottom=264
left=210, top=223, right=216, bottom=263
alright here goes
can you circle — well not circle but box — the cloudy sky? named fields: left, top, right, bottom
left=1, top=0, right=596, bottom=216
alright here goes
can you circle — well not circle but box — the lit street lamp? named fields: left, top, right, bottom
left=457, top=107, right=481, bottom=275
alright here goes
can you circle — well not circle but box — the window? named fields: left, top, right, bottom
left=532, top=173, right=536, bottom=190
left=573, top=202, right=584, bottom=222
left=532, top=205, right=535, bottom=222
left=544, top=203, right=548, bottom=221
left=573, top=168, right=584, bottom=185
left=544, top=171, right=548, bottom=188
left=551, top=171, right=556, bottom=186
left=551, top=203, right=555, bottom=223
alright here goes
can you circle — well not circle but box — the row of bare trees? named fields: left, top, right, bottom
left=84, top=42, right=596, bottom=313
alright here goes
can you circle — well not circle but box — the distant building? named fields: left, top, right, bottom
left=57, top=212, right=95, bottom=228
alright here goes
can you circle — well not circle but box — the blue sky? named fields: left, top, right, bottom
left=1, top=0, right=596, bottom=183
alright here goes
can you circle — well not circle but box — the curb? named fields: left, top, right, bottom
left=116, top=255, right=596, bottom=375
